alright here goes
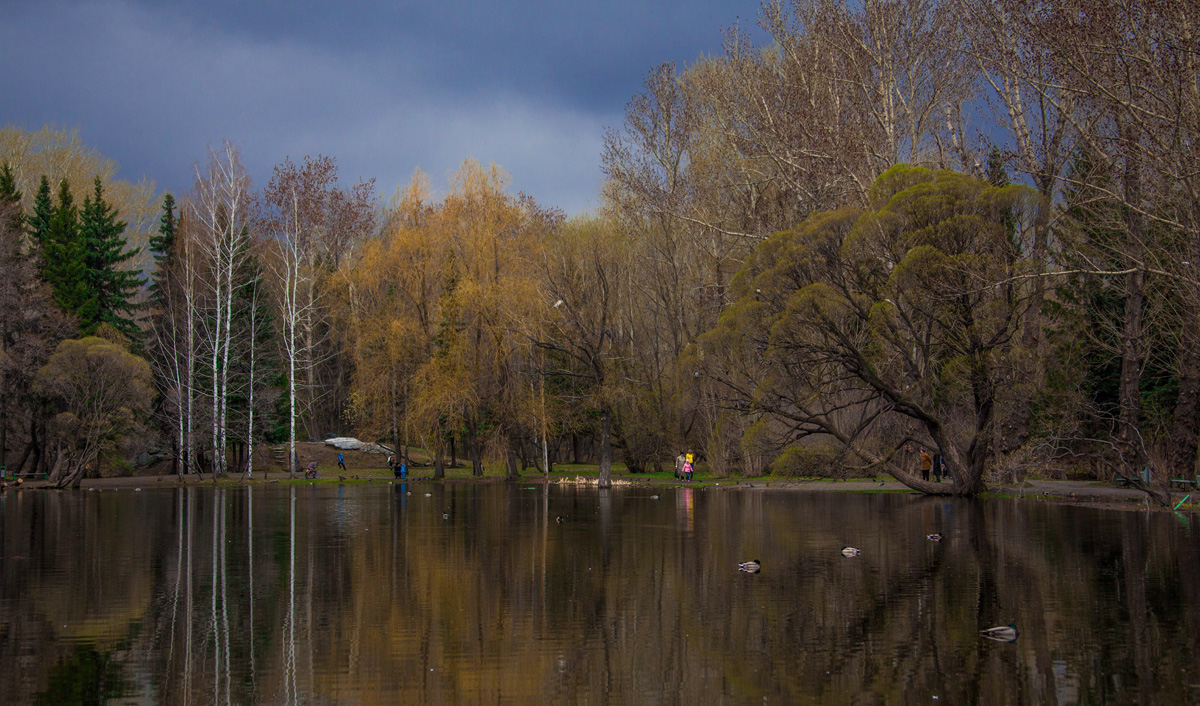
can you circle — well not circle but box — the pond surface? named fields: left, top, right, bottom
left=1, top=482, right=1198, bottom=705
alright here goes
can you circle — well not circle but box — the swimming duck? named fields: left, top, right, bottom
left=926, top=533, right=944, bottom=542
left=981, top=624, right=1019, bottom=642
left=841, top=546, right=862, bottom=557
left=442, top=512, right=450, bottom=520
left=555, top=515, right=566, bottom=523
left=738, top=559, right=761, bottom=573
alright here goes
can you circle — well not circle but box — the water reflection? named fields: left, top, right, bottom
left=0, top=485, right=1197, bottom=704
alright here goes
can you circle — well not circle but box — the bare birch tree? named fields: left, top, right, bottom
left=190, top=142, right=251, bottom=476
left=260, top=156, right=374, bottom=476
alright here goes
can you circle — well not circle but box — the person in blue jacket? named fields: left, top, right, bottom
left=338, top=453, right=347, bottom=471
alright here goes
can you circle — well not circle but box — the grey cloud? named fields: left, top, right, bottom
left=3, top=0, right=757, bottom=213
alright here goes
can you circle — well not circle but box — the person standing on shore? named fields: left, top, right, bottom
left=675, top=451, right=685, bottom=479
left=920, top=448, right=932, bottom=481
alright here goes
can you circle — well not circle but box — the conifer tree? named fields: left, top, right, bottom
left=80, top=176, right=144, bottom=339
left=228, top=251, right=277, bottom=477
left=43, top=179, right=98, bottom=329
left=28, top=176, right=54, bottom=251
left=145, top=192, right=194, bottom=476
left=0, top=163, right=22, bottom=234
left=148, top=193, right=175, bottom=290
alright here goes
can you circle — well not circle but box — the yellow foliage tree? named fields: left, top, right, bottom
left=338, top=161, right=553, bottom=478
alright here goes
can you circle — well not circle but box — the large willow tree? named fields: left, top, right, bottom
left=700, top=166, right=1041, bottom=496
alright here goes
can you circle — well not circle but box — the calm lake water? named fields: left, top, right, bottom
left=1, top=482, right=1198, bottom=705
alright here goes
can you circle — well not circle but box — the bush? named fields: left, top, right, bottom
left=769, top=441, right=840, bottom=478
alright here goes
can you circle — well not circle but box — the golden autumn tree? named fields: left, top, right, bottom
left=339, top=161, right=554, bottom=478
left=337, top=171, right=446, bottom=467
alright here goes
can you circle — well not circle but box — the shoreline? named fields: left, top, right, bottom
left=8, top=471, right=1193, bottom=513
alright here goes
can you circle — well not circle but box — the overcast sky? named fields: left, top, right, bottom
left=2, top=0, right=765, bottom=214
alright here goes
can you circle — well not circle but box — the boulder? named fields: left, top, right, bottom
left=324, top=437, right=364, bottom=450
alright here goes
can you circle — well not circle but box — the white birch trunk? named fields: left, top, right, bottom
left=192, top=142, right=248, bottom=478
left=245, top=289, right=257, bottom=479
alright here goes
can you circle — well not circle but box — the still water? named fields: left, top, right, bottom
left=1, top=483, right=1197, bottom=705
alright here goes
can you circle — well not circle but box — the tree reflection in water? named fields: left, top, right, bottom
left=0, top=484, right=1197, bottom=704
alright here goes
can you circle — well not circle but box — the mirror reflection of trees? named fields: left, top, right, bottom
left=1, top=486, right=1196, bottom=703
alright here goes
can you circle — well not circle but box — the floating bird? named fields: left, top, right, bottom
left=841, top=546, right=862, bottom=557
left=424, top=493, right=432, bottom=497
left=555, top=515, right=565, bottom=523
left=650, top=494, right=660, bottom=500
left=738, top=559, right=761, bottom=573
left=981, top=624, right=1019, bottom=642
left=879, top=481, right=886, bottom=486
left=926, top=533, right=944, bottom=542
left=442, top=512, right=450, bottom=520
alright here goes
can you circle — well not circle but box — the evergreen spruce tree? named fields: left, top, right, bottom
left=28, top=176, right=54, bottom=252
left=0, top=163, right=22, bottom=235
left=43, top=179, right=98, bottom=329
left=79, top=176, right=144, bottom=339
left=985, top=147, right=1010, bottom=188
left=147, top=193, right=176, bottom=311
left=228, top=252, right=278, bottom=472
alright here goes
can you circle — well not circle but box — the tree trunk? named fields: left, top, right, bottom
left=598, top=409, right=613, bottom=488
left=470, top=439, right=483, bottom=477
left=15, top=439, right=34, bottom=475
left=1169, top=306, right=1200, bottom=479
left=505, top=444, right=520, bottom=480
left=34, top=418, right=45, bottom=477
left=1118, top=128, right=1147, bottom=470
left=0, top=396, right=7, bottom=470
left=433, top=452, right=445, bottom=479
left=1118, top=268, right=1146, bottom=466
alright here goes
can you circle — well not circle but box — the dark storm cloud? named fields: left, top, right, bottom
left=2, top=0, right=762, bottom=213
